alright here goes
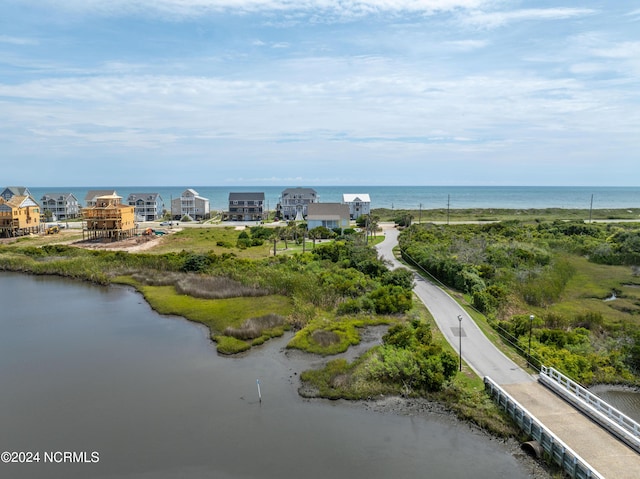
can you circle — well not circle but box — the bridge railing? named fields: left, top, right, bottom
left=539, top=365, right=640, bottom=453
left=484, top=376, right=604, bottom=479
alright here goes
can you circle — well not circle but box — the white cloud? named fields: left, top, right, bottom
left=442, top=39, right=488, bottom=50
left=17, top=0, right=490, bottom=19
left=626, top=9, right=640, bottom=20
left=591, top=41, right=640, bottom=60
left=462, top=8, right=596, bottom=29
left=0, top=35, right=39, bottom=45
left=0, top=61, right=630, bottom=152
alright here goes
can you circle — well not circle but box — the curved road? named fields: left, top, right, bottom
left=376, top=226, right=534, bottom=385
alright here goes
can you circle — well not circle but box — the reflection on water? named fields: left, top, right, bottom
left=0, top=273, right=537, bottom=479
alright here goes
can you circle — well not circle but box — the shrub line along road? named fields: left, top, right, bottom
left=375, top=225, right=533, bottom=384
left=376, top=224, right=640, bottom=479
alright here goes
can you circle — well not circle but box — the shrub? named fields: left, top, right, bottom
left=182, top=253, right=210, bottom=273
left=369, top=285, right=413, bottom=314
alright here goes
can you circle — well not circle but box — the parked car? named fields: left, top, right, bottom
left=159, top=221, right=178, bottom=226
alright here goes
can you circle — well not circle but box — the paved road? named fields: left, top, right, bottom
left=376, top=226, right=533, bottom=385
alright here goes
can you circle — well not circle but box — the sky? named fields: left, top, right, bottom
left=1, top=1, right=639, bottom=187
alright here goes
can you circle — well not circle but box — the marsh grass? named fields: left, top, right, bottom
left=288, top=316, right=392, bottom=356
left=137, top=284, right=291, bottom=334
left=545, top=255, right=640, bottom=329
left=224, top=313, right=286, bottom=340
left=129, top=271, right=269, bottom=299
left=311, top=329, right=341, bottom=347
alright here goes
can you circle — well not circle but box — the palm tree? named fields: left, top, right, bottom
left=271, top=226, right=282, bottom=255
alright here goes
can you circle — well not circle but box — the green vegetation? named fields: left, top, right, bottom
left=11, top=214, right=637, bottom=438
left=373, top=207, right=640, bottom=223
left=288, top=316, right=392, bottom=355
left=298, top=299, right=519, bottom=437
left=0, top=226, right=413, bottom=357
left=399, top=220, right=640, bottom=385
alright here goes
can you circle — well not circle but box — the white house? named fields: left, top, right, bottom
left=342, top=193, right=371, bottom=220
left=40, top=192, right=80, bottom=220
left=278, top=187, right=318, bottom=221
left=171, top=189, right=210, bottom=220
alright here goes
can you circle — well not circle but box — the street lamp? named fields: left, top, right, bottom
left=458, top=315, right=463, bottom=372
left=528, top=314, right=535, bottom=368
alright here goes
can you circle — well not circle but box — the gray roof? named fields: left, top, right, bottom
left=229, top=192, right=265, bottom=201
left=1, top=186, right=31, bottom=199
left=127, top=192, right=162, bottom=201
left=281, top=187, right=317, bottom=197
left=85, top=189, right=117, bottom=201
left=41, top=192, right=78, bottom=202
left=306, top=203, right=350, bottom=220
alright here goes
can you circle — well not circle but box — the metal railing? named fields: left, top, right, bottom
left=539, top=365, right=640, bottom=453
left=484, top=376, right=604, bottom=479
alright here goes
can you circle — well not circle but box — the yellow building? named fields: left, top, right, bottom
left=0, top=195, right=42, bottom=237
left=82, top=193, right=136, bottom=241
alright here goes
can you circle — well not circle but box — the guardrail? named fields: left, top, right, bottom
left=539, top=365, right=640, bottom=454
left=484, top=376, right=604, bottom=479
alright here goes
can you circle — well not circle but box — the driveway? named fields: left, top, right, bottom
left=376, top=225, right=533, bottom=385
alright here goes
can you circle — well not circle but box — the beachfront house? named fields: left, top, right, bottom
left=171, top=189, right=210, bottom=221
left=85, top=189, right=118, bottom=208
left=40, top=192, right=80, bottom=221
left=0, top=186, right=32, bottom=202
left=306, top=203, right=350, bottom=232
left=127, top=192, right=164, bottom=222
left=342, top=193, right=371, bottom=220
left=226, top=192, right=265, bottom=221
left=82, top=193, right=136, bottom=241
left=0, top=190, right=42, bottom=237
left=278, top=187, right=318, bottom=221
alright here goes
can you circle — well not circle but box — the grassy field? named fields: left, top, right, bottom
left=545, top=256, right=640, bottom=330
left=148, top=226, right=273, bottom=258
left=373, top=207, right=640, bottom=223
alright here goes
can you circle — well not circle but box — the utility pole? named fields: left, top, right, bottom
left=589, top=194, right=593, bottom=223
left=528, top=314, right=535, bottom=368
left=419, top=203, right=422, bottom=224
left=447, top=195, right=450, bottom=225
left=458, top=315, right=463, bottom=372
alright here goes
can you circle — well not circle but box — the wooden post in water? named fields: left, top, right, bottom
left=256, top=379, right=262, bottom=403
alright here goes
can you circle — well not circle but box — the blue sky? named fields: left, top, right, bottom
left=1, top=1, right=639, bottom=186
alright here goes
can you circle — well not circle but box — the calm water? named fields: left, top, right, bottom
left=0, top=273, right=537, bottom=479
left=29, top=185, right=640, bottom=211
left=591, top=387, right=640, bottom=423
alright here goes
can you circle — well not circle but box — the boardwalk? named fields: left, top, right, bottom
left=376, top=225, right=640, bottom=479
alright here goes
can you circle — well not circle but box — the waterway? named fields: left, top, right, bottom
left=592, top=386, right=640, bottom=423
left=0, top=273, right=543, bottom=479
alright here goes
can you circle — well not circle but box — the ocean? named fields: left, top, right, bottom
left=28, top=185, right=640, bottom=211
